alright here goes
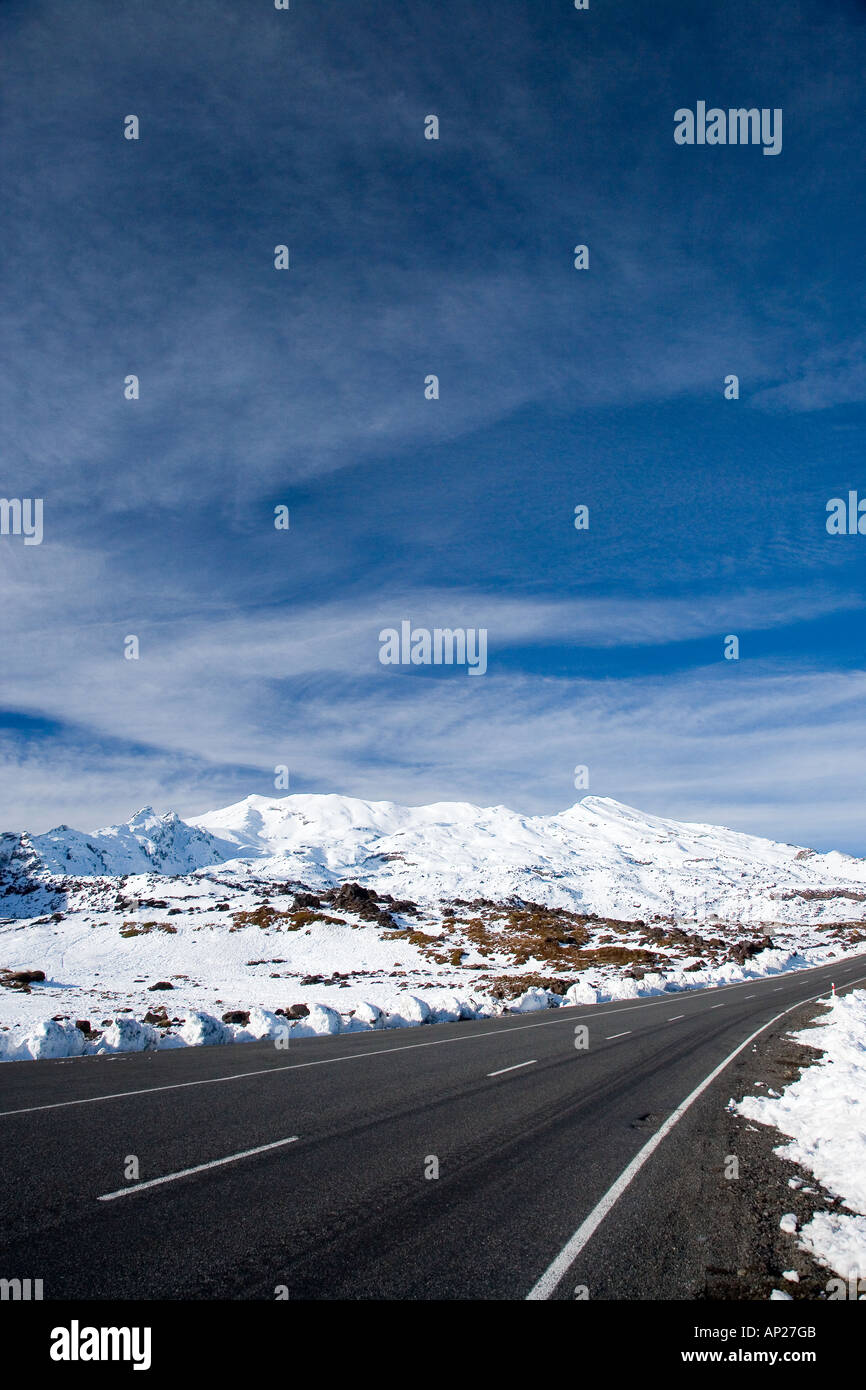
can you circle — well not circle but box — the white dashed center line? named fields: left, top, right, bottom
left=97, top=1135, right=299, bottom=1201
left=487, top=1060, right=536, bottom=1078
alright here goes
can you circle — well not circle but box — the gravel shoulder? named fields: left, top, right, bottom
left=698, top=996, right=850, bottom=1300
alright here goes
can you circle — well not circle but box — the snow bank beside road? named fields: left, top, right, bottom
left=737, top=988, right=866, bottom=1280
left=0, top=992, right=485, bottom=1060
left=0, top=946, right=846, bottom=1063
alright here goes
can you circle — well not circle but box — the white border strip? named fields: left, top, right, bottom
left=2, top=958, right=863, bottom=1120
left=525, top=974, right=866, bottom=1300
left=0, top=995, right=713, bottom=1119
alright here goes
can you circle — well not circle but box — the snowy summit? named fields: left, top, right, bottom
left=2, top=792, right=866, bottom=1064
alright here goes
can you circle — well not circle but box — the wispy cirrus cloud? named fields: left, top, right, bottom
left=2, top=558, right=866, bottom=845
left=3, top=0, right=866, bottom=845
left=4, top=659, right=866, bottom=856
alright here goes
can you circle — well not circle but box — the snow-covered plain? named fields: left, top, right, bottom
left=2, top=793, right=865, bottom=1062
left=737, top=989, right=866, bottom=1283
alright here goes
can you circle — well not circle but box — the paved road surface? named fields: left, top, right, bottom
left=1, top=955, right=863, bottom=1300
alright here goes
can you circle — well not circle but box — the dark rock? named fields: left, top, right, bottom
left=221, top=1009, right=250, bottom=1025
left=292, top=892, right=321, bottom=910
left=7, top=969, right=46, bottom=985
left=388, top=898, right=419, bottom=916
left=332, top=881, right=378, bottom=910
left=728, top=935, right=775, bottom=965
left=327, top=881, right=396, bottom=927
left=148, top=980, right=174, bottom=991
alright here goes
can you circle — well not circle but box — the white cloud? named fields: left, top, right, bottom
left=2, top=564, right=866, bottom=850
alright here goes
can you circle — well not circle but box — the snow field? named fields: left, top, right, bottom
left=737, top=988, right=866, bottom=1281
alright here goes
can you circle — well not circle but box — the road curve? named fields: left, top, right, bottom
left=0, top=953, right=863, bottom=1300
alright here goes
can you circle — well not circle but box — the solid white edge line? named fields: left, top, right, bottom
left=0, top=997, right=733, bottom=1119
left=524, top=972, right=866, bottom=1301
left=0, top=1010, right=657, bottom=1118
left=97, top=1135, right=299, bottom=1200
left=488, top=1060, right=536, bottom=1077
left=2, top=953, right=864, bottom=1119
left=605, top=1031, right=631, bottom=1040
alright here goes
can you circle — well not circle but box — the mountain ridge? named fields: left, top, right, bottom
left=3, top=792, right=866, bottom=926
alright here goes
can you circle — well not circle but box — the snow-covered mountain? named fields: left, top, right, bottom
left=17, top=807, right=232, bottom=878
left=3, top=793, right=866, bottom=1062
left=5, top=792, right=866, bottom=924
left=188, top=792, right=866, bottom=922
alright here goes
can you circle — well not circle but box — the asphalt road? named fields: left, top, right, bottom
left=1, top=954, right=864, bottom=1301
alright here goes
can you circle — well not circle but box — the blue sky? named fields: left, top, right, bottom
left=1, top=0, right=866, bottom=849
